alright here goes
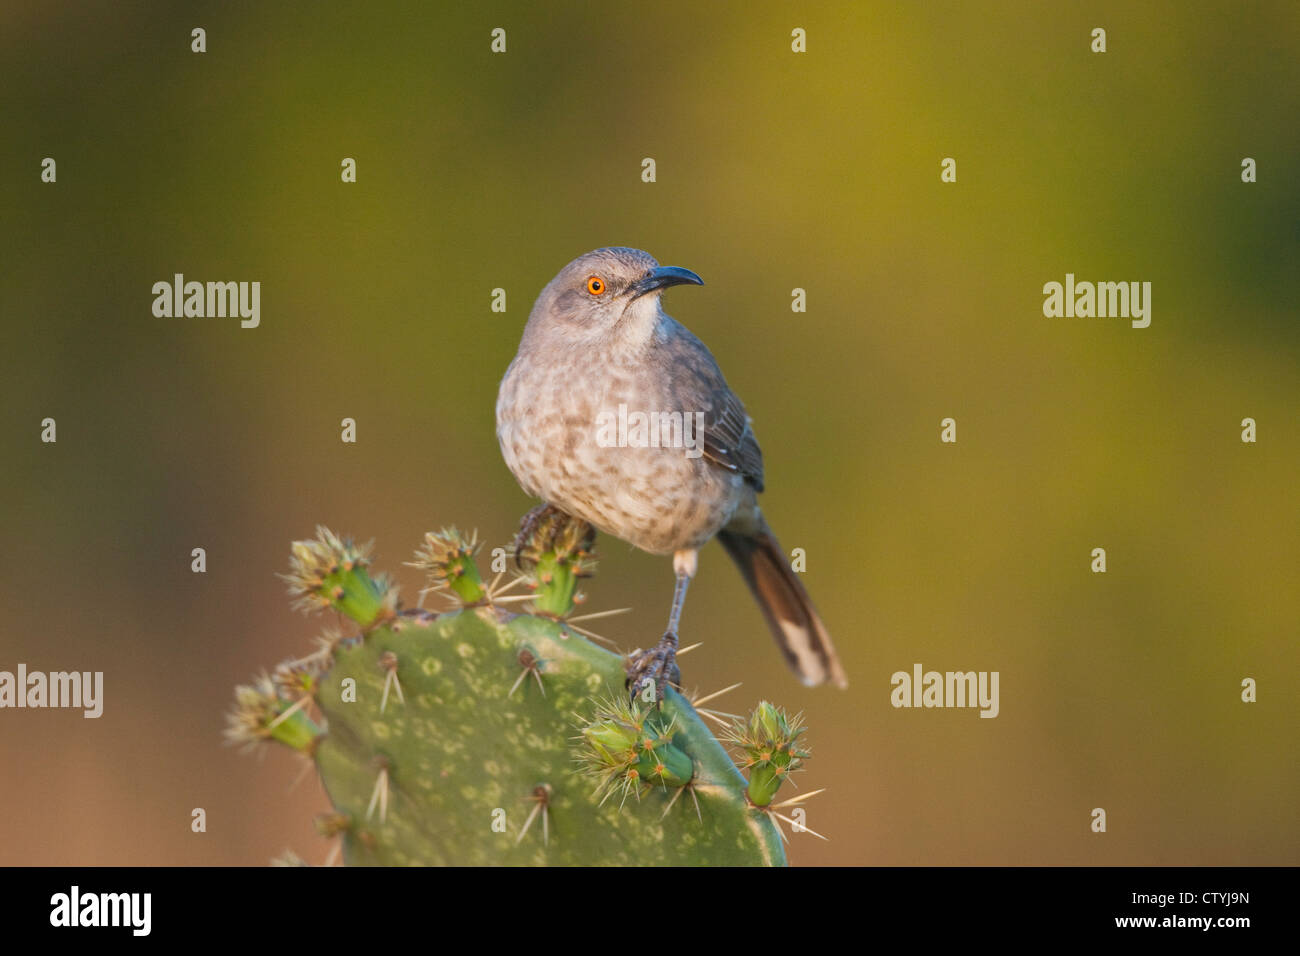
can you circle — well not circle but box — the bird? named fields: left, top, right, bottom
left=496, top=246, right=847, bottom=700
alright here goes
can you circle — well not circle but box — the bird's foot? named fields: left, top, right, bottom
left=512, top=503, right=564, bottom=568
left=625, top=631, right=681, bottom=705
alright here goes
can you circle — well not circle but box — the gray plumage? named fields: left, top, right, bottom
left=497, top=246, right=846, bottom=692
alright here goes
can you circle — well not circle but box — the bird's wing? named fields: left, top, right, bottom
left=660, top=319, right=765, bottom=492
left=701, top=385, right=765, bottom=492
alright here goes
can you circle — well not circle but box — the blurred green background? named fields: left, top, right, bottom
left=1, top=1, right=1296, bottom=866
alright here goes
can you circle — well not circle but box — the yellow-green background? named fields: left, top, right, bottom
left=1, top=1, right=1296, bottom=865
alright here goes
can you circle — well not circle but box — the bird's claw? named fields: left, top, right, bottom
left=512, top=503, right=562, bottom=569
left=625, top=631, right=681, bottom=705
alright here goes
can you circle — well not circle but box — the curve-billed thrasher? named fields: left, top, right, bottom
left=496, top=247, right=847, bottom=700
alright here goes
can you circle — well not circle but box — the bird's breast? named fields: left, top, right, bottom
left=496, top=350, right=741, bottom=554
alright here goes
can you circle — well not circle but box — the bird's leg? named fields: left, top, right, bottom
left=626, top=549, right=697, bottom=704
left=512, top=502, right=563, bottom=568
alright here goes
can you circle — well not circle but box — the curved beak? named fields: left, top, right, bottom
left=629, top=265, right=704, bottom=300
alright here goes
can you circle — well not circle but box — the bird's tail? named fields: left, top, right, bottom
left=717, top=516, right=848, bottom=688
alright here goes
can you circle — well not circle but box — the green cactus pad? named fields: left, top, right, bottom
left=312, top=607, right=784, bottom=865
left=232, top=526, right=801, bottom=866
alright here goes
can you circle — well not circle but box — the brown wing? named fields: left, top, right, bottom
left=701, top=385, right=764, bottom=492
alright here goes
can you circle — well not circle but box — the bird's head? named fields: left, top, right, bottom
left=524, top=247, right=703, bottom=349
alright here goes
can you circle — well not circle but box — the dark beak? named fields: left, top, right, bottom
left=629, top=265, right=704, bottom=300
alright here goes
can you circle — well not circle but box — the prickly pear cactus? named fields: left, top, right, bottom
left=227, top=523, right=824, bottom=865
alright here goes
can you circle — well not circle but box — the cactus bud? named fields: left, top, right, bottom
left=516, top=511, right=596, bottom=617
left=722, top=701, right=810, bottom=807
left=281, top=526, right=396, bottom=628
left=224, top=673, right=323, bottom=753
left=409, top=527, right=486, bottom=605
left=576, top=696, right=694, bottom=803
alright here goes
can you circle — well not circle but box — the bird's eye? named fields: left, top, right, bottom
left=586, top=276, right=606, bottom=295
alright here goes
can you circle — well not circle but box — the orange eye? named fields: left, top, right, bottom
left=586, top=276, right=606, bottom=295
